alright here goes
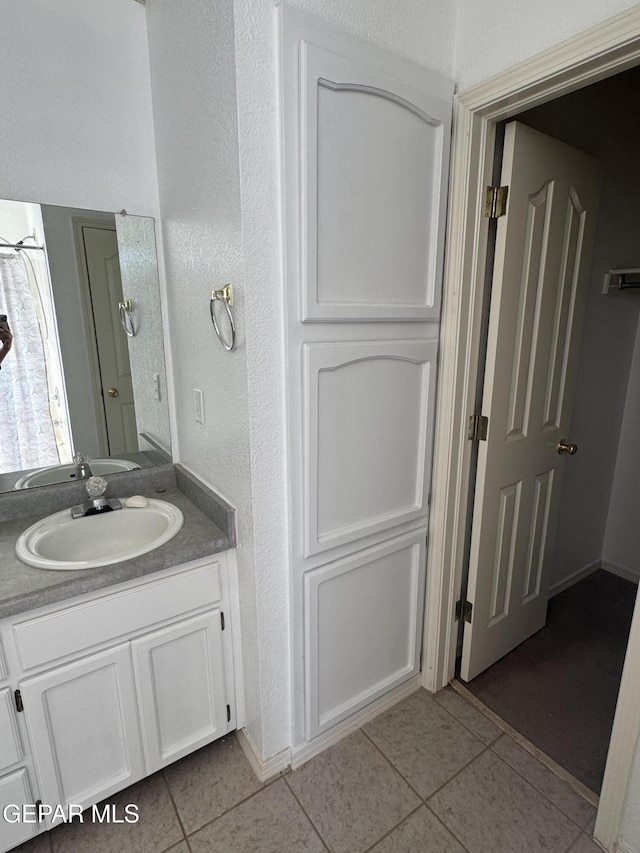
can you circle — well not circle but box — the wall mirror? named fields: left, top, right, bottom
left=0, top=198, right=171, bottom=492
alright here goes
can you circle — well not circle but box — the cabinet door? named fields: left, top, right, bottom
left=0, top=688, right=22, bottom=771
left=0, top=769, right=37, bottom=852
left=20, top=643, right=144, bottom=822
left=132, top=610, right=231, bottom=773
left=305, top=529, right=427, bottom=737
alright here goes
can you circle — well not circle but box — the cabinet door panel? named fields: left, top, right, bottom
left=0, top=769, right=37, bottom=852
left=132, top=611, right=230, bottom=773
left=305, top=529, right=426, bottom=737
left=20, top=644, right=144, bottom=818
left=0, top=688, right=22, bottom=771
left=304, top=340, right=436, bottom=557
left=297, top=42, right=451, bottom=322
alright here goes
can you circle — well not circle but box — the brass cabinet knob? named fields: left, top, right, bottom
left=557, top=439, right=577, bottom=455
left=107, top=388, right=119, bottom=398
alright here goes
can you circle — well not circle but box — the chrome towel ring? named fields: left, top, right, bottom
left=210, top=284, right=236, bottom=351
left=118, top=300, right=136, bottom=337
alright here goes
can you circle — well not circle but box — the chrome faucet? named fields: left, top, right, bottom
left=71, top=476, right=122, bottom=518
left=73, top=452, right=93, bottom=480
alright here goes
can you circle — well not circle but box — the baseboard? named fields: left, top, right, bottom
left=290, top=675, right=422, bottom=769
left=602, top=561, right=640, bottom=586
left=236, top=728, right=291, bottom=783
left=549, top=561, right=601, bottom=598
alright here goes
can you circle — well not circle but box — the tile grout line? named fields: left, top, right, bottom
left=359, top=726, right=429, bottom=803
left=423, top=742, right=494, bottom=803
left=432, top=689, right=504, bottom=748
left=450, top=679, right=599, bottom=806
left=446, top=680, right=599, bottom=827
left=174, top=771, right=282, bottom=842
left=423, top=745, right=585, bottom=853
left=282, top=774, right=332, bottom=852
left=159, top=770, right=188, bottom=843
left=359, top=803, right=424, bottom=853
left=487, top=737, right=596, bottom=833
left=423, top=801, right=474, bottom=853
left=358, top=695, right=503, bottom=805
left=481, top=745, right=592, bottom=841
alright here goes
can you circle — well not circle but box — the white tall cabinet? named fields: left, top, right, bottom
left=280, top=8, right=453, bottom=751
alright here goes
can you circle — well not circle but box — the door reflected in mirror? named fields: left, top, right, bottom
left=0, top=199, right=171, bottom=492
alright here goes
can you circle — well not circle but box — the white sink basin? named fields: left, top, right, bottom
left=15, top=499, right=184, bottom=570
left=13, top=459, right=141, bottom=490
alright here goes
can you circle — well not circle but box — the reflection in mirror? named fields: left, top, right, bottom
left=0, top=200, right=171, bottom=492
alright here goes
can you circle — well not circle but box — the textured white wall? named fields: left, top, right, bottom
left=143, top=0, right=266, bottom=750
left=515, top=71, right=640, bottom=589
left=454, top=0, right=640, bottom=89
left=231, top=0, right=457, bottom=758
left=0, top=0, right=158, bottom=216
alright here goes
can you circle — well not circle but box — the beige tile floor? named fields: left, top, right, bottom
left=12, top=687, right=601, bottom=853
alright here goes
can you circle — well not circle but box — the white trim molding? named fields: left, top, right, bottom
left=549, top=561, right=601, bottom=598
left=423, top=7, right=640, bottom=853
left=602, top=561, right=640, bottom=586
left=236, top=728, right=291, bottom=783
left=291, top=675, right=422, bottom=769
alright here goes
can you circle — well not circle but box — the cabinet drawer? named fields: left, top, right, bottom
left=0, top=688, right=22, bottom=771
left=13, top=561, right=222, bottom=670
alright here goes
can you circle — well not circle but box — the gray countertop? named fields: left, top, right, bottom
left=0, top=484, right=231, bottom=620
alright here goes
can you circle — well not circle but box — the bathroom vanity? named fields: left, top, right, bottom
left=0, top=468, right=237, bottom=852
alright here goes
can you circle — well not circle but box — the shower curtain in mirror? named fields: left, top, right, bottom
left=0, top=253, right=59, bottom=472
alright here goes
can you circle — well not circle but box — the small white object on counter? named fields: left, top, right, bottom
left=123, top=495, right=150, bottom=508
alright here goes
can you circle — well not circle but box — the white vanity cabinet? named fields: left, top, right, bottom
left=0, top=554, right=235, bottom=847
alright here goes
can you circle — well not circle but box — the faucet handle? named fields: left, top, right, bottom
left=74, top=452, right=91, bottom=464
left=86, top=476, right=108, bottom=498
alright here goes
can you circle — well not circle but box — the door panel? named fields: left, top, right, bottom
left=461, top=122, right=600, bottom=681
left=298, top=40, right=451, bottom=322
left=132, top=611, right=231, bottom=773
left=305, top=529, right=426, bottom=737
left=82, top=226, right=137, bottom=455
left=21, top=644, right=144, bottom=819
left=303, top=340, right=437, bottom=557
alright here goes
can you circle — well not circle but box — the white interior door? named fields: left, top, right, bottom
left=460, top=121, right=600, bottom=681
left=82, top=225, right=137, bottom=455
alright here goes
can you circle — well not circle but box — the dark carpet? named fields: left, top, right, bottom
left=463, top=569, right=637, bottom=794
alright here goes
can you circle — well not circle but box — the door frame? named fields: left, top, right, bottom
left=423, top=7, right=640, bottom=851
left=72, top=217, right=114, bottom=456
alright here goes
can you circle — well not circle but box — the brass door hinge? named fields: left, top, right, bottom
left=455, top=599, right=473, bottom=623
left=485, top=185, right=508, bottom=219
left=468, top=414, right=488, bottom=442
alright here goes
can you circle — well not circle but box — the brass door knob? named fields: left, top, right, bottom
left=557, top=439, right=577, bottom=455
left=108, top=388, right=119, bottom=398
